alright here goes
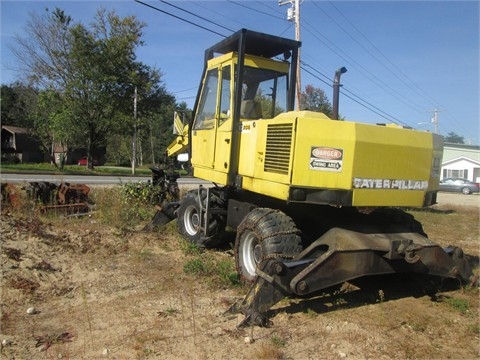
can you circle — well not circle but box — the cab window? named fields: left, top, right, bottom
left=193, top=69, right=218, bottom=130
left=219, top=65, right=231, bottom=127
left=240, top=66, right=287, bottom=120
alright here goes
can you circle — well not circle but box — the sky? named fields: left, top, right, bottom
left=1, top=1, right=479, bottom=144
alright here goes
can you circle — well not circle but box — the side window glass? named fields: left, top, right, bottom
left=193, top=69, right=218, bottom=130
left=219, top=65, right=231, bottom=127
left=240, top=66, right=287, bottom=120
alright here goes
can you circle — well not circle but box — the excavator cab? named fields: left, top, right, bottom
left=189, top=29, right=300, bottom=186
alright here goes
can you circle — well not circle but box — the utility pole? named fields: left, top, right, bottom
left=132, top=86, right=137, bottom=175
left=279, top=0, right=301, bottom=110
left=430, top=108, right=439, bottom=134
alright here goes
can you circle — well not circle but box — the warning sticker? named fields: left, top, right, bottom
left=310, top=147, right=343, bottom=172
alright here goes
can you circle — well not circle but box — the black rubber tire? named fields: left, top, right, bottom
left=177, top=193, right=225, bottom=248
left=234, top=208, right=303, bottom=282
left=370, top=208, right=428, bottom=237
left=461, top=187, right=471, bottom=195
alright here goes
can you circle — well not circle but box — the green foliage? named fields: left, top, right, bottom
left=1, top=83, right=38, bottom=128
left=179, top=239, right=202, bottom=256
left=442, top=297, right=470, bottom=314
left=444, top=132, right=465, bottom=144
left=121, top=181, right=166, bottom=205
left=183, top=252, right=240, bottom=288
left=300, top=84, right=333, bottom=117
left=270, top=335, right=287, bottom=348
left=92, top=185, right=155, bottom=230
left=183, top=257, right=211, bottom=275
left=9, top=7, right=177, bottom=169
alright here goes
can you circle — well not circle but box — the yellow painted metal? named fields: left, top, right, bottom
left=191, top=128, right=217, bottom=170
left=188, top=49, right=441, bottom=208
left=193, top=166, right=229, bottom=185
left=241, top=176, right=291, bottom=200
left=166, top=115, right=189, bottom=158
left=236, top=110, right=440, bottom=207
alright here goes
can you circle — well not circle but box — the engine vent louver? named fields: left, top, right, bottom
left=264, top=123, right=293, bottom=175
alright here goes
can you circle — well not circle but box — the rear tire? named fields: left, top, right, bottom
left=177, top=192, right=225, bottom=248
left=234, top=208, right=303, bottom=282
left=461, top=187, right=471, bottom=195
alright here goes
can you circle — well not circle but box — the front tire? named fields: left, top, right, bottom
left=177, top=193, right=225, bottom=248
left=235, top=208, right=303, bottom=282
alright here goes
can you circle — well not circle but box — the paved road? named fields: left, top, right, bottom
left=0, top=173, right=209, bottom=186
left=1, top=173, right=477, bottom=208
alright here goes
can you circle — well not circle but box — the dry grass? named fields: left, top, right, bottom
left=409, top=205, right=479, bottom=256
left=1, top=187, right=479, bottom=359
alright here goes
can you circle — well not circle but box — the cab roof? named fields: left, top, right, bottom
left=205, top=28, right=301, bottom=61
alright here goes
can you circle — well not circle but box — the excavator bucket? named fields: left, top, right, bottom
left=228, top=228, right=477, bottom=327
left=143, top=165, right=181, bottom=231
left=143, top=200, right=179, bottom=231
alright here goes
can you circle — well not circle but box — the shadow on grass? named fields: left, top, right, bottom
left=267, top=272, right=477, bottom=319
left=407, top=207, right=456, bottom=215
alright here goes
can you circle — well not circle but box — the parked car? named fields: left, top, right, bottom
left=77, top=157, right=99, bottom=166
left=438, top=178, right=480, bottom=195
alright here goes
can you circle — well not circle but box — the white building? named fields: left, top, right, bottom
left=441, top=143, right=480, bottom=183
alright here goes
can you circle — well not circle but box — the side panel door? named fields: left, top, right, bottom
left=190, top=69, right=219, bottom=170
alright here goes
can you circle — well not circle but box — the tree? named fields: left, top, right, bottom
left=1, top=83, right=38, bottom=128
left=299, top=84, right=334, bottom=117
left=34, top=89, right=77, bottom=168
left=444, top=132, right=465, bottom=144
left=10, top=7, right=164, bottom=169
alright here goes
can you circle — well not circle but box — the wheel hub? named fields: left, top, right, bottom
left=253, top=244, right=263, bottom=264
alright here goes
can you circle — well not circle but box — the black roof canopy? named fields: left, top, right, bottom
left=205, top=28, right=301, bottom=61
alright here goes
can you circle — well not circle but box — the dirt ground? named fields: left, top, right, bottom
left=1, top=199, right=479, bottom=359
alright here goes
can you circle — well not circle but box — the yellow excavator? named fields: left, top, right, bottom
left=153, top=29, right=476, bottom=326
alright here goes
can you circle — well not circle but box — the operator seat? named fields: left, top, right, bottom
left=240, top=100, right=262, bottom=119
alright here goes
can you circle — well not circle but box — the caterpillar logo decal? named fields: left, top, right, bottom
left=353, top=178, right=429, bottom=190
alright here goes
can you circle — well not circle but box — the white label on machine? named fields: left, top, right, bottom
left=352, top=178, right=429, bottom=190
left=310, top=147, right=343, bottom=172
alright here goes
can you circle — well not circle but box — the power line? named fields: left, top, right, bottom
left=227, top=0, right=286, bottom=21
left=135, top=0, right=460, bottom=133
left=188, top=1, right=247, bottom=30
left=301, top=61, right=407, bottom=125
left=172, top=86, right=198, bottom=94
left=321, top=1, right=470, bottom=137
left=159, top=1, right=234, bottom=33
left=326, top=1, right=441, bottom=107
left=134, top=0, right=228, bottom=38
left=301, top=19, right=427, bottom=117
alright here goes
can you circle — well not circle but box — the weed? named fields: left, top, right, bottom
left=216, top=259, right=241, bottom=287
left=377, top=289, right=385, bottom=303
left=303, top=308, right=318, bottom=319
left=442, top=297, right=470, bottom=314
left=165, top=306, right=178, bottom=315
left=270, top=334, right=287, bottom=348
left=179, top=238, right=202, bottom=256
left=184, top=257, right=210, bottom=275
left=183, top=253, right=240, bottom=289
left=410, top=321, right=427, bottom=333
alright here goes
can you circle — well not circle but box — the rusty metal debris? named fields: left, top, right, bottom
left=1, top=181, right=94, bottom=215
